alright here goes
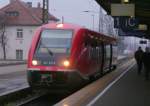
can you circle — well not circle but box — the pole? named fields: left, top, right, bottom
left=134, top=37, right=136, bottom=52
left=99, top=6, right=101, bottom=32
left=42, top=0, right=49, bottom=24
left=62, top=16, right=64, bottom=24
left=92, top=14, right=94, bottom=30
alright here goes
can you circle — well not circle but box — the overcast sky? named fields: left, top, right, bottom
left=0, top=0, right=148, bottom=51
left=0, top=0, right=102, bottom=30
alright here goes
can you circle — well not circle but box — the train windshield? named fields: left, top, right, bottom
left=36, top=29, right=73, bottom=54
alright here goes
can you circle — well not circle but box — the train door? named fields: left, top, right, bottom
left=103, top=44, right=112, bottom=71
left=89, top=38, right=99, bottom=73
left=97, top=42, right=103, bottom=75
left=88, top=38, right=104, bottom=80
left=110, top=44, right=113, bottom=70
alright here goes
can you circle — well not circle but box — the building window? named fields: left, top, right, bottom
left=16, top=49, right=23, bottom=60
left=6, top=11, right=19, bottom=17
left=17, top=29, right=23, bottom=38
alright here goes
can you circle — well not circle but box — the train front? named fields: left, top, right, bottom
left=27, top=24, right=82, bottom=90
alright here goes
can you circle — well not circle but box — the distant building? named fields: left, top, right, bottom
left=0, top=0, right=59, bottom=60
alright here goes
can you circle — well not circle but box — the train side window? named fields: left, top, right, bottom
left=90, top=39, right=98, bottom=60
left=89, top=47, right=95, bottom=60
left=106, top=45, right=111, bottom=59
left=105, top=45, right=111, bottom=67
left=94, top=48, right=96, bottom=59
left=88, top=46, right=92, bottom=59
left=91, top=48, right=94, bottom=59
left=84, top=40, right=88, bottom=47
left=96, top=47, right=99, bottom=63
left=88, top=36, right=99, bottom=60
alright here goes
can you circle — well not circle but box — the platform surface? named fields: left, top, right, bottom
left=90, top=65, right=150, bottom=106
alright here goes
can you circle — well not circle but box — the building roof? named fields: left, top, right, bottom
left=0, top=0, right=59, bottom=26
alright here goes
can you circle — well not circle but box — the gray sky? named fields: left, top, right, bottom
left=0, top=0, right=101, bottom=30
left=50, top=0, right=100, bottom=30
left=1, top=0, right=147, bottom=52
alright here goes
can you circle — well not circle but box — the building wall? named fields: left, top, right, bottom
left=0, top=26, right=38, bottom=60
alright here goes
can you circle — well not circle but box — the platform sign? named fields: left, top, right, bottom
left=140, top=40, right=147, bottom=44
left=138, top=24, right=148, bottom=30
left=114, top=16, right=138, bottom=29
left=111, top=4, right=135, bottom=17
left=119, top=29, right=146, bottom=37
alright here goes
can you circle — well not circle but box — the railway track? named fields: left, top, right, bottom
left=0, top=86, right=70, bottom=106
left=16, top=92, right=47, bottom=106
left=0, top=86, right=31, bottom=106
left=0, top=57, right=131, bottom=106
left=16, top=91, right=69, bottom=106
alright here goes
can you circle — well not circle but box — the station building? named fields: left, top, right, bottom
left=0, top=0, right=59, bottom=60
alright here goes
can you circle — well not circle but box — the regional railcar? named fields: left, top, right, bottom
left=27, top=23, right=117, bottom=90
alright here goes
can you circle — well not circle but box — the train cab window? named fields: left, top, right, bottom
left=35, top=29, right=73, bottom=55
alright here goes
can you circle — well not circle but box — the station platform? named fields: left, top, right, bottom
left=55, top=59, right=150, bottom=106
left=89, top=64, right=150, bottom=106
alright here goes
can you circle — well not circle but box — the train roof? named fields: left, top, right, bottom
left=41, top=23, right=84, bottom=31
left=40, top=23, right=117, bottom=41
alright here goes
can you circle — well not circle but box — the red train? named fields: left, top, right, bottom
left=27, top=23, right=117, bottom=90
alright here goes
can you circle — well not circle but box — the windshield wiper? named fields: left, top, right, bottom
left=46, top=47, right=53, bottom=56
left=40, top=41, right=53, bottom=56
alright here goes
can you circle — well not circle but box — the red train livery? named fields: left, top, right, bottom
left=27, top=23, right=117, bottom=90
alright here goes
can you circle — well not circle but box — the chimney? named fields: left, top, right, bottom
left=37, top=2, right=41, bottom=8
left=27, top=2, right=32, bottom=8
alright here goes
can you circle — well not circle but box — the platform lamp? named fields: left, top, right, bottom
left=122, top=0, right=129, bottom=3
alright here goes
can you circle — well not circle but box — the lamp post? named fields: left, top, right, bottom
left=42, top=0, right=49, bottom=24
left=91, top=14, right=94, bottom=30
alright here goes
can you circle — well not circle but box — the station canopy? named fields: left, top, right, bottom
left=96, top=0, right=150, bottom=39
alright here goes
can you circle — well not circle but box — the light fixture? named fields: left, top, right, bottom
left=130, top=16, right=133, bottom=18
left=63, top=104, right=69, bottom=106
left=56, top=23, right=63, bottom=28
left=123, top=0, right=129, bottom=3
left=63, top=60, right=70, bottom=67
left=32, top=60, right=38, bottom=66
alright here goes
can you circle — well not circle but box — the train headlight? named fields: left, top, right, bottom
left=63, top=60, right=70, bottom=67
left=32, top=60, right=38, bottom=66
left=56, top=23, right=63, bottom=28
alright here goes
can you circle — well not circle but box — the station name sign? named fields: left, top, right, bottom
left=111, top=4, right=135, bottom=17
left=139, top=40, right=147, bottom=44
left=113, top=16, right=138, bottom=29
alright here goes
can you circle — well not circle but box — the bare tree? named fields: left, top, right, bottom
left=0, top=14, right=7, bottom=60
